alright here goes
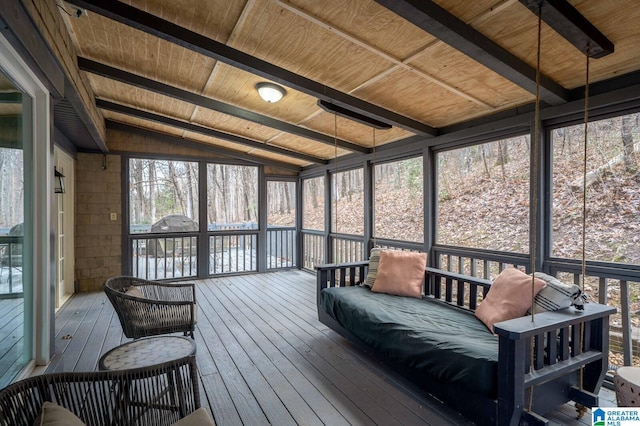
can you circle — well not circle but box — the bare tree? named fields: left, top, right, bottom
left=149, top=161, right=157, bottom=223
left=481, top=144, right=491, bottom=179
left=622, top=115, right=635, bottom=170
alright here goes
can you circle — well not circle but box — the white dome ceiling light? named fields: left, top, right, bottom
left=255, top=82, right=286, bottom=103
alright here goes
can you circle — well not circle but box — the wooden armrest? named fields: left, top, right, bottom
left=315, top=260, right=369, bottom=271
left=316, top=261, right=369, bottom=291
left=494, top=303, right=616, bottom=340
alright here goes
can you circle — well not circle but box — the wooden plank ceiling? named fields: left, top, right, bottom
left=58, top=0, right=640, bottom=170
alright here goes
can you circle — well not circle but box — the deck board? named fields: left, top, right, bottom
left=0, top=298, right=24, bottom=387
left=227, top=273, right=456, bottom=425
left=43, top=270, right=613, bottom=425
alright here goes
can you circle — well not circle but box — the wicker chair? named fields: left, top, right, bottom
left=104, top=276, right=196, bottom=339
left=0, top=355, right=200, bottom=426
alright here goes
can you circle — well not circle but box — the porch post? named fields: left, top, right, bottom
left=424, top=146, right=435, bottom=267
left=324, top=169, right=332, bottom=264
left=258, top=166, right=267, bottom=272
left=542, top=127, right=553, bottom=274
left=295, top=176, right=303, bottom=269
left=530, top=121, right=545, bottom=273
left=197, top=160, right=208, bottom=278
left=363, top=159, right=373, bottom=256
left=121, top=155, right=130, bottom=275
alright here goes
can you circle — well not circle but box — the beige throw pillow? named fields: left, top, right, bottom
left=34, top=401, right=85, bottom=426
left=475, top=267, right=546, bottom=334
left=125, top=286, right=144, bottom=298
left=172, top=407, right=216, bottom=426
left=371, top=251, right=427, bottom=299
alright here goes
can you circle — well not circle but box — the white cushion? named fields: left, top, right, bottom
left=363, top=248, right=381, bottom=288
left=531, top=272, right=587, bottom=314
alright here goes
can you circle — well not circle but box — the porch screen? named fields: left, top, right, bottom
left=551, top=112, right=640, bottom=265
left=436, top=135, right=530, bottom=253
left=374, top=157, right=423, bottom=243
left=128, top=158, right=199, bottom=279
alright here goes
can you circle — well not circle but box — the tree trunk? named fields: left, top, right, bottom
left=622, top=115, right=635, bottom=170
left=149, top=161, right=157, bottom=223
left=481, top=144, right=491, bottom=179
left=284, top=182, right=291, bottom=214
left=208, top=166, right=217, bottom=223
left=496, top=141, right=508, bottom=181
left=309, top=179, right=318, bottom=209
left=168, top=162, right=186, bottom=218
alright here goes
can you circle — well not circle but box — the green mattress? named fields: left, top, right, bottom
left=321, top=286, right=499, bottom=398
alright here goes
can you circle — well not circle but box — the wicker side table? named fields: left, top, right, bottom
left=99, top=336, right=196, bottom=371
left=99, top=336, right=198, bottom=421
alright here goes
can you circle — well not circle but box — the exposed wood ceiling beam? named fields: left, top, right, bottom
left=107, top=120, right=301, bottom=172
left=78, top=57, right=369, bottom=154
left=65, top=0, right=438, bottom=137
left=374, top=0, right=570, bottom=105
left=519, top=0, right=614, bottom=58
left=96, top=99, right=326, bottom=165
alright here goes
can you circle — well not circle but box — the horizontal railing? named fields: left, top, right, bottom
left=266, top=226, right=296, bottom=270
left=431, top=245, right=640, bottom=370
left=372, top=238, right=423, bottom=253
left=0, top=236, right=23, bottom=298
left=130, top=233, right=198, bottom=280
left=130, top=222, right=258, bottom=234
left=547, top=258, right=640, bottom=370
left=432, top=245, right=530, bottom=279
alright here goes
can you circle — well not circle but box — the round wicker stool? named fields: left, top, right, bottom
left=615, top=366, right=640, bottom=407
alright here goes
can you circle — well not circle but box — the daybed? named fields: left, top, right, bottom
left=0, top=354, right=207, bottom=426
left=317, top=261, right=616, bottom=426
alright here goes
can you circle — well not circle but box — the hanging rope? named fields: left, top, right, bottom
left=334, top=113, right=339, bottom=238
left=530, top=2, right=543, bottom=324
left=372, top=127, right=377, bottom=248
left=580, top=51, right=590, bottom=302
left=528, top=2, right=543, bottom=412
left=579, top=44, right=591, bottom=391
left=572, top=45, right=591, bottom=422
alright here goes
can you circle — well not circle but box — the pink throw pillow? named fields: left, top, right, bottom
left=371, top=251, right=427, bottom=299
left=475, top=267, right=546, bottom=334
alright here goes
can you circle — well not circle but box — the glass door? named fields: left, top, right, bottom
left=0, top=68, right=30, bottom=388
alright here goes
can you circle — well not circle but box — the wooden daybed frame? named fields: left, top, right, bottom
left=316, top=261, right=616, bottom=426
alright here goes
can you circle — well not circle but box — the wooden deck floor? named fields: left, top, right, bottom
left=45, top=270, right=615, bottom=425
left=0, top=297, right=24, bottom=388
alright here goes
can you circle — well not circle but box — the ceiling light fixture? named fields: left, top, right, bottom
left=256, top=82, right=286, bottom=103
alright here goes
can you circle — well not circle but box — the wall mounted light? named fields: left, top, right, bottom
left=54, top=167, right=65, bottom=194
left=255, top=82, right=286, bottom=103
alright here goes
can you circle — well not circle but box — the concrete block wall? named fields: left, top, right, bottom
left=75, top=153, right=121, bottom=292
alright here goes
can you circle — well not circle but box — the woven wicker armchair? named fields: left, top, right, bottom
left=104, top=276, right=196, bottom=339
left=0, top=355, right=200, bottom=426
